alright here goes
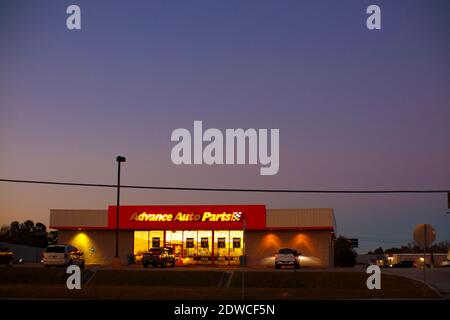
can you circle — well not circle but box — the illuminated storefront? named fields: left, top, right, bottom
left=50, top=206, right=336, bottom=267
left=109, top=205, right=261, bottom=266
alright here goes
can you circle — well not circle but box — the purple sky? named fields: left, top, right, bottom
left=1, top=0, right=449, bottom=253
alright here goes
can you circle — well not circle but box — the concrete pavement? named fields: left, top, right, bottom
left=384, top=268, right=450, bottom=299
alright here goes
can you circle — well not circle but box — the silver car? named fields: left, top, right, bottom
left=43, top=245, right=85, bottom=268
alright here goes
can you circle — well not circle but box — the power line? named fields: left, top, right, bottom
left=0, top=178, right=449, bottom=193
left=359, top=239, right=412, bottom=243
left=359, top=237, right=412, bottom=241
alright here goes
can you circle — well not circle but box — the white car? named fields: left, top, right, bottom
left=43, top=245, right=85, bottom=268
left=275, top=248, right=300, bottom=269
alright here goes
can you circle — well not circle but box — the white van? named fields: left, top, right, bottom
left=43, top=245, right=85, bottom=268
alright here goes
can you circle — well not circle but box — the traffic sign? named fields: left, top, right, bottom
left=413, top=224, right=436, bottom=248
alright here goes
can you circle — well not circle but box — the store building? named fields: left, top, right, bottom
left=50, top=205, right=336, bottom=267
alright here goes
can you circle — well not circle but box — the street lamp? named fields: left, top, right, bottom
left=113, top=155, right=126, bottom=267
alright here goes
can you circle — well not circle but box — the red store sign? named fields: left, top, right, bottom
left=108, top=205, right=266, bottom=230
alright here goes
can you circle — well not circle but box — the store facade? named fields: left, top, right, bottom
left=50, top=205, right=336, bottom=267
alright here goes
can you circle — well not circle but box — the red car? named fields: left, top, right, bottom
left=142, top=247, right=176, bottom=268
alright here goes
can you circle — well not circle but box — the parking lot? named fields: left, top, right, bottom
left=0, top=264, right=444, bottom=300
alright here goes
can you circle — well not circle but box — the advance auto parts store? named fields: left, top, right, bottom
left=50, top=205, right=336, bottom=267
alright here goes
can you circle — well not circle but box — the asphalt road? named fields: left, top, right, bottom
left=384, top=268, right=450, bottom=299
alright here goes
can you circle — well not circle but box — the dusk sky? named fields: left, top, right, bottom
left=0, top=0, right=449, bottom=253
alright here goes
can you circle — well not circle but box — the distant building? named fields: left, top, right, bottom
left=384, top=253, right=448, bottom=267
left=356, top=254, right=384, bottom=266
left=361, top=253, right=447, bottom=268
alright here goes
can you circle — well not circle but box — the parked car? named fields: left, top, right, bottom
left=389, top=260, right=415, bottom=268
left=440, top=260, right=450, bottom=268
left=275, top=248, right=300, bottom=269
left=43, top=245, right=85, bottom=268
left=0, top=247, right=14, bottom=267
left=142, top=247, right=176, bottom=268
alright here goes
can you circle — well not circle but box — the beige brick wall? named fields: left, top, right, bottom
left=267, top=208, right=336, bottom=230
left=50, top=209, right=108, bottom=228
left=57, top=230, right=133, bottom=265
left=245, top=230, right=333, bottom=267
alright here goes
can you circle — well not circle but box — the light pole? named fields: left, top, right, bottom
left=113, top=155, right=126, bottom=267
left=241, top=217, right=246, bottom=300
left=423, top=224, right=427, bottom=286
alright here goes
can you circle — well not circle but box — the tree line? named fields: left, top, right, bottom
left=0, top=220, right=57, bottom=248
left=368, top=241, right=450, bottom=255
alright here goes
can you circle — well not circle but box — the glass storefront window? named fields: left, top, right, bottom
left=183, top=231, right=197, bottom=264
left=165, top=231, right=183, bottom=258
left=134, top=231, right=164, bottom=259
left=229, top=230, right=244, bottom=265
left=134, top=231, right=149, bottom=255
left=217, top=238, right=226, bottom=248
left=134, top=230, right=244, bottom=265
left=201, top=237, right=209, bottom=248
left=149, top=231, right=164, bottom=248
left=197, top=230, right=212, bottom=264
left=186, top=238, right=194, bottom=248
left=151, top=237, right=160, bottom=248
left=214, top=230, right=229, bottom=265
